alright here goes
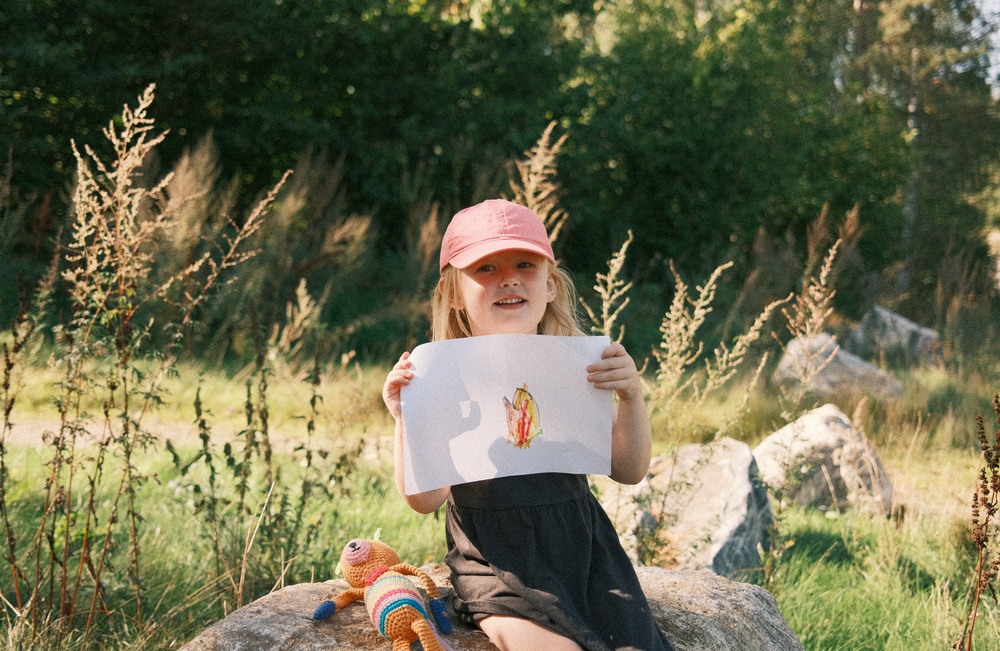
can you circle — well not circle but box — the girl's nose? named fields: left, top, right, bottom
left=500, top=270, right=519, bottom=287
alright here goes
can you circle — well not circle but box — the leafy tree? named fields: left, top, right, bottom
left=3, top=0, right=999, bottom=358
left=857, top=0, right=1000, bottom=324
left=1, top=0, right=597, bottom=354
left=560, top=0, right=907, bottom=287
left=0, top=0, right=592, bottom=252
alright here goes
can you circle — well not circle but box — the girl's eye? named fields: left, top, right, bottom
left=517, top=261, right=535, bottom=269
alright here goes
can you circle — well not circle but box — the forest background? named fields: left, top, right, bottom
left=4, top=0, right=1000, bottom=362
left=4, top=1, right=1000, bottom=650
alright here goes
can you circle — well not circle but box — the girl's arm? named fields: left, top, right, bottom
left=383, top=352, right=450, bottom=513
left=587, top=343, right=652, bottom=485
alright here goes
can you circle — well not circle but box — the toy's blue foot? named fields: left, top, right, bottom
left=430, top=598, right=452, bottom=634
left=312, top=600, right=337, bottom=620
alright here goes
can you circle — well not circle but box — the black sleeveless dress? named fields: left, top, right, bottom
left=445, top=472, right=673, bottom=651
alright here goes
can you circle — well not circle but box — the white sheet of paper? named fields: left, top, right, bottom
left=400, top=334, right=613, bottom=495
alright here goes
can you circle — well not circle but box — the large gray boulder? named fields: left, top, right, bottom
left=179, top=563, right=804, bottom=651
left=637, top=567, right=804, bottom=651
left=598, top=437, right=772, bottom=579
left=773, top=333, right=903, bottom=401
left=845, top=305, right=940, bottom=365
left=753, top=403, right=893, bottom=515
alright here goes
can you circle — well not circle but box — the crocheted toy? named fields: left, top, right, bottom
left=312, top=538, right=453, bottom=651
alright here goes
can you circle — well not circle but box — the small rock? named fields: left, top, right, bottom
left=845, top=305, right=940, bottom=365
left=773, top=333, right=903, bottom=401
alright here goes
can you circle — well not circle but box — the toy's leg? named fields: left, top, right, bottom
left=412, top=618, right=445, bottom=651
left=392, top=640, right=412, bottom=651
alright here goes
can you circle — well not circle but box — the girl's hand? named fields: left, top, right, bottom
left=588, top=342, right=652, bottom=485
left=586, top=343, right=643, bottom=403
left=385, top=351, right=449, bottom=513
left=382, top=352, right=413, bottom=421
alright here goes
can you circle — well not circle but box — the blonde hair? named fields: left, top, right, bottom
left=431, top=261, right=586, bottom=341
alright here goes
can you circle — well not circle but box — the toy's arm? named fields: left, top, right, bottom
left=388, top=564, right=452, bottom=635
left=312, top=587, right=366, bottom=621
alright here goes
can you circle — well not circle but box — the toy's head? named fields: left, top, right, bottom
left=339, top=539, right=402, bottom=588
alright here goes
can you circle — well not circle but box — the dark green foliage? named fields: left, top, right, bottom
left=2, top=0, right=999, bottom=363
left=559, top=1, right=909, bottom=282
left=0, top=0, right=587, bottom=252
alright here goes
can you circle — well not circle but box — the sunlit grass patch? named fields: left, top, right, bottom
left=775, top=506, right=996, bottom=651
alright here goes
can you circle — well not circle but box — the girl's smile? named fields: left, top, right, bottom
left=457, top=250, right=556, bottom=336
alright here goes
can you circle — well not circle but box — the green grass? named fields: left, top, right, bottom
left=1, top=358, right=447, bottom=650
left=1, top=434, right=446, bottom=649
left=2, top=360, right=998, bottom=650
left=4, top=356, right=387, bottom=448
left=774, top=506, right=997, bottom=650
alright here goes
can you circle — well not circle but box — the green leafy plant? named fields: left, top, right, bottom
left=166, top=350, right=369, bottom=612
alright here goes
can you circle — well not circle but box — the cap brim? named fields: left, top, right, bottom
left=445, top=240, right=555, bottom=271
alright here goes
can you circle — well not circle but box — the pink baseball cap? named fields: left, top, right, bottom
left=439, top=199, right=555, bottom=272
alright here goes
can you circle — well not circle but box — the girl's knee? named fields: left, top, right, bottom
left=478, top=615, right=583, bottom=651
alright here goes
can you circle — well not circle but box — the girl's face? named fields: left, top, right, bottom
left=456, top=250, right=556, bottom=336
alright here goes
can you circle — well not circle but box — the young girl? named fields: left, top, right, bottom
left=382, top=199, right=673, bottom=651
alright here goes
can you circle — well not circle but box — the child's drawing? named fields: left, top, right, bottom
left=503, top=384, right=542, bottom=448
left=400, top=334, right=613, bottom=494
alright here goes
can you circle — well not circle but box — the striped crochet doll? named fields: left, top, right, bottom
left=312, top=538, right=453, bottom=651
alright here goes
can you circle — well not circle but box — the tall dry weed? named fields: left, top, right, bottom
left=934, top=249, right=989, bottom=362
left=0, top=85, right=288, bottom=645
left=0, top=307, right=34, bottom=621
left=155, top=132, right=236, bottom=292
left=580, top=230, right=634, bottom=343
left=269, top=278, right=324, bottom=363
left=954, top=394, right=1000, bottom=650
left=775, top=236, right=842, bottom=416
left=0, top=153, right=30, bottom=257
left=760, top=220, right=850, bottom=592
left=220, top=150, right=370, bottom=366
left=649, top=261, right=787, bottom=431
left=507, top=120, right=570, bottom=245
left=588, top=241, right=787, bottom=567
left=400, top=161, right=443, bottom=348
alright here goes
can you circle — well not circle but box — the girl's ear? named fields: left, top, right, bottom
left=546, top=272, right=557, bottom=303
left=441, top=275, right=463, bottom=310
